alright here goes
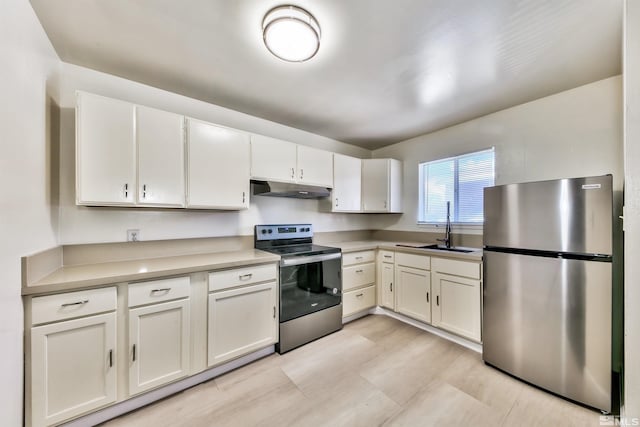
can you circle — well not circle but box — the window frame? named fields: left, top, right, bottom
left=417, top=147, right=495, bottom=228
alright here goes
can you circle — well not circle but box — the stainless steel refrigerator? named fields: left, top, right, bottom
left=482, top=175, right=614, bottom=412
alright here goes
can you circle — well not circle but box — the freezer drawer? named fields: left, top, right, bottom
left=482, top=251, right=612, bottom=412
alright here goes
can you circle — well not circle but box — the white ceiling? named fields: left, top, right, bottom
left=30, top=0, right=621, bottom=149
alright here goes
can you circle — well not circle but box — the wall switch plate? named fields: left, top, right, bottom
left=127, top=229, right=140, bottom=242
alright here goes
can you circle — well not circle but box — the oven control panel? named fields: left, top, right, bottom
left=255, top=224, right=313, bottom=241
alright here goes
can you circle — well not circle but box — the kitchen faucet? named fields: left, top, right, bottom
left=437, top=201, right=452, bottom=248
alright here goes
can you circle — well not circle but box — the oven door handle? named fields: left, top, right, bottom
left=280, top=252, right=342, bottom=267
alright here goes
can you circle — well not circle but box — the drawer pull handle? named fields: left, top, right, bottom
left=390, top=283, right=393, bottom=292
left=356, top=293, right=364, bottom=297
left=151, top=288, right=171, bottom=294
left=108, top=349, right=113, bottom=368
left=239, top=273, right=253, bottom=280
left=355, top=256, right=363, bottom=260
left=355, top=269, right=364, bottom=273
left=273, top=306, right=276, bottom=319
left=426, top=292, right=429, bottom=303
left=384, top=255, right=392, bottom=259
left=61, top=299, right=89, bottom=307
left=436, top=295, right=439, bottom=306
left=132, top=344, right=137, bottom=362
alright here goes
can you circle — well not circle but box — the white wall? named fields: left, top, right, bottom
left=55, top=63, right=373, bottom=244
left=624, top=0, right=640, bottom=419
left=371, top=76, right=623, bottom=233
left=0, top=1, right=60, bottom=424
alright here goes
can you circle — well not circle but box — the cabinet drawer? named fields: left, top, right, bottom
left=209, top=263, right=277, bottom=292
left=343, top=250, right=375, bottom=266
left=431, top=257, right=480, bottom=279
left=379, top=250, right=395, bottom=263
left=128, top=276, right=190, bottom=307
left=343, top=285, right=376, bottom=317
left=32, top=287, right=117, bottom=325
left=395, top=252, right=431, bottom=270
left=343, top=263, right=375, bottom=291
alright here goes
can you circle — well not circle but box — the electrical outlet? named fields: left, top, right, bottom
left=127, top=229, right=140, bottom=242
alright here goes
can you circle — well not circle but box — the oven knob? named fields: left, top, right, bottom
left=261, top=229, right=267, bottom=234
left=268, top=229, right=273, bottom=234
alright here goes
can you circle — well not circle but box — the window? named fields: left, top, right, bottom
left=418, top=148, right=495, bottom=224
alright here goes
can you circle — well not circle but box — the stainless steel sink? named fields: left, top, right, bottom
left=396, top=244, right=477, bottom=253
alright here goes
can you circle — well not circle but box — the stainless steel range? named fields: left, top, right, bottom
left=255, top=224, right=342, bottom=353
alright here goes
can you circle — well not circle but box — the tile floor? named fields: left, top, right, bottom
left=101, top=315, right=603, bottom=427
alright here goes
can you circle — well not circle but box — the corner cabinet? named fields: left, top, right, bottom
left=186, top=118, right=250, bottom=209
left=76, top=92, right=136, bottom=206
left=378, top=250, right=396, bottom=309
left=332, top=154, right=362, bottom=212
left=362, top=159, right=403, bottom=212
left=29, top=288, right=117, bottom=427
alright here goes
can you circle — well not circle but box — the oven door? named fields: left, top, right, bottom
left=279, top=252, right=342, bottom=322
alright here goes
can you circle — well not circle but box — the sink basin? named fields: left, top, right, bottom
left=396, top=244, right=477, bottom=253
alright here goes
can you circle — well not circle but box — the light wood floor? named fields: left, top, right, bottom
left=102, top=315, right=602, bottom=427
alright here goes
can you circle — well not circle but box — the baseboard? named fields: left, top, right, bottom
left=62, top=346, right=275, bottom=427
left=371, top=307, right=483, bottom=353
left=342, top=309, right=372, bottom=324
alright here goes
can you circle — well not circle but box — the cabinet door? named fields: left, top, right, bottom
left=379, top=262, right=395, bottom=309
left=76, top=92, right=136, bottom=206
left=129, top=299, right=190, bottom=395
left=208, top=282, right=277, bottom=367
left=432, top=272, right=481, bottom=342
left=297, top=145, right=333, bottom=187
left=136, top=106, right=185, bottom=207
left=250, top=134, right=297, bottom=183
left=187, top=119, right=250, bottom=209
left=396, top=266, right=431, bottom=323
left=362, top=159, right=389, bottom=212
left=332, top=154, right=362, bottom=212
left=31, top=312, right=117, bottom=427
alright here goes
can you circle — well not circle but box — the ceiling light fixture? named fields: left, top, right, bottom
left=262, top=5, right=321, bottom=62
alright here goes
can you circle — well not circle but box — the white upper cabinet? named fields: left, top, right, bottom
left=250, top=134, right=333, bottom=187
left=362, top=158, right=403, bottom=213
left=297, top=145, right=333, bottom=188
left=187, top=119, right=250, bottom=209
left=250, top=134, right=297, bottom=183
left=332, top=153, right=362, bottom=212
left=76, top=91, right=136, bottom=206
left=136, top=106, right=185, bottom=207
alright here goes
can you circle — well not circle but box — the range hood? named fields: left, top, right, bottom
left=251, top=180, right=330, bottom=199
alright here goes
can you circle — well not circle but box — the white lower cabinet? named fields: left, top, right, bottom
left=342, top=250, right=376, bottom=319
left=379, top=261, right=395, bottom=309
left=208, top=281, right=277, bottom=367
left=27, top=288, right=117, bottom=427
left=395, top=265, right=431, bottom=324
left=128, top=299, right=190, bottom=395
left=431, top=257, right=482, bottom=342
